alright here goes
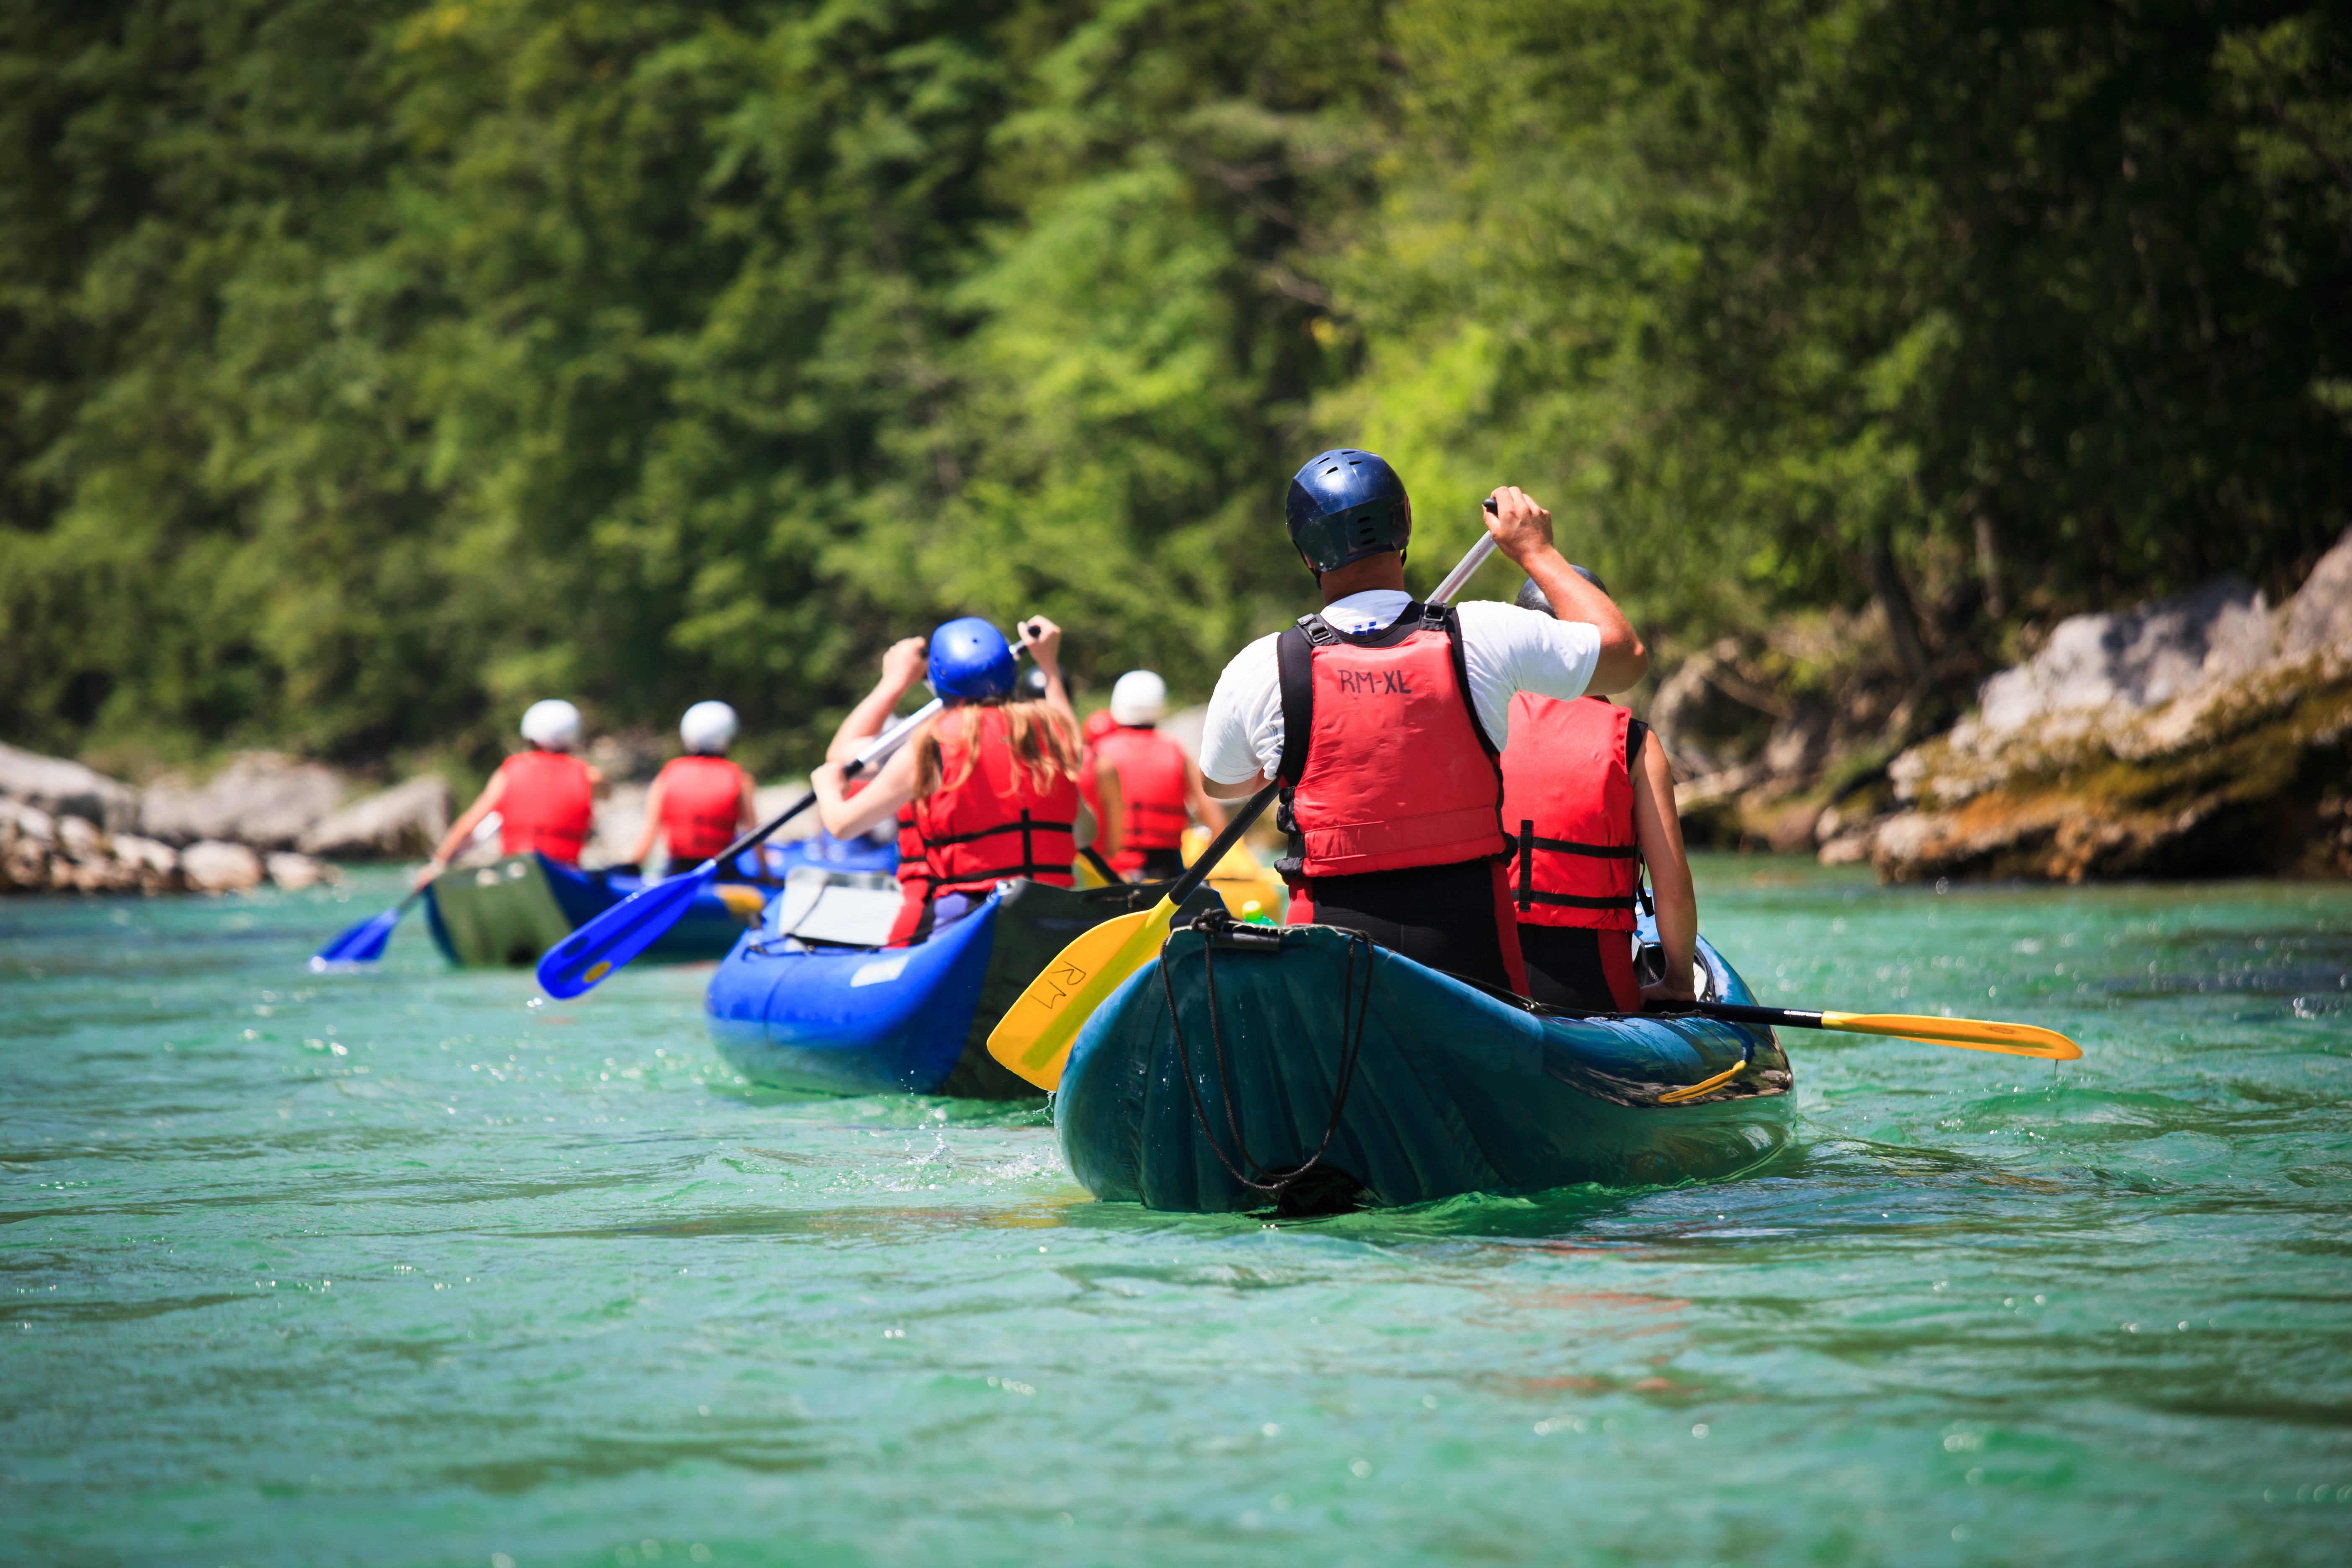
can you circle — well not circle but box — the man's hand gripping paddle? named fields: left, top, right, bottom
left=307, top=812, right=502, bottom=971
left=986, top=531, right=1504, bottom=1091
left=534, top=699, right=944, bottom=999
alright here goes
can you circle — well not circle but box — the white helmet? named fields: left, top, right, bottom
left=680, top=700, right=739, bottom=756
left=1109, top=670, right=1168, bottom=727
left=519, top=699, right=583, bottom=750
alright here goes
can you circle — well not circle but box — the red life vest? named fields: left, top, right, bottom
left=887, top=707, right=1079, bottom=943
left=495, top=749, right=594, bottom=864
left=1498, top=694, right=1643, bottom=930
left=893, top=802, right=930, bottom=905
left=1093, top=725, right=1190, bottom=874
left=1275, top=603, right=1507, bottom=880
left=1075, top=712, right=1115, bottom=853
left=655, top=754, right=745, bottom=862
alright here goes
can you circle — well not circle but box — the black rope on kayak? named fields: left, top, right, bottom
left=1158, top=912, right=1373, bottom=1203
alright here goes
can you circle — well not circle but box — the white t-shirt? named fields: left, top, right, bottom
left=1199, top=590, right=1602, bottom=785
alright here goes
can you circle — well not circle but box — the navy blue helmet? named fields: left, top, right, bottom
left=1285, top=449, right=1412, bottom=574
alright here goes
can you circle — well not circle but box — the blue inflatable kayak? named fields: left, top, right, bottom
left=706, top=874, right=1220, bottom=1098
left=423, top=852, right=762, bottom=968
left=1055, top=916, right=1794, bottom=1212
left=758, top=829, right=898, bottom=878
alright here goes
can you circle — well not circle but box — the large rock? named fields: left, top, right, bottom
left=1867, top=531, right=2352, bottom=882
left=180, top=840, right=266, bottom=894
left=0, top=802, right=58, bottom=891
left=0, top=741, right=139, bottom=832
left=266, top=851, right=331, bottom=890
left=299, top=775, right=449, bottom=859
left=141, top=753, right=343, bottom=849
left=113, top=835, right=184, bottom=893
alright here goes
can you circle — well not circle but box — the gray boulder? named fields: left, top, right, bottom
left=113, top=835, right=183, bottom=893
left=0, top=741, right=139, bottom=832
left=266, top=851, right=332, bottom=890
left=142, top=753, right=343, bottom=849
left=180, top=841, right=266, bottom=893
left=0, top=802, right=57, bottom=890
left=1972, top=576, right=2275, bottom=740
left=299, top=775, right=449, bottom=859
left=1868, top=529, right=2352, bottom=882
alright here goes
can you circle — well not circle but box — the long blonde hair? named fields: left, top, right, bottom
left=912, top=698, right=1083, bottom=798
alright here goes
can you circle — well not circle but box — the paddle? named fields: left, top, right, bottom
left=1654, top=999, right=2081, bottom=1060
left=534, top=697, right=944, bottom=999
left=307, top=811, right=503, bottom=971
left=988, top=777, right=1281, bottom=1091
left=987, top=530, right=1506, bottom=1091
left=1643, top=999, right=2079, bottom=1104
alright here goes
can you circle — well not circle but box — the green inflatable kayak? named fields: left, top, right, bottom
left=422, top=852, right=762, bottom=968
left=1055, top=913, right=1794, bottom=1214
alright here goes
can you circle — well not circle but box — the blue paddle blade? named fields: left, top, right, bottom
left=534, top=866, right=716, bottom=998
left=308, top=904, right=405, bottom=971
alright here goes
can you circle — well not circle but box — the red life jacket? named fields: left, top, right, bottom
left=655, top=754, right=745, bottom=862
left=892, top=801, right=930, bottom=905
left=887, top=707, right=1078, bottom=943
left=1075, top=712, right=1115, bottom=851
left=1275, top=603, right=1507, bottom=880
left=495, top=749, right=594, bottom=864
left=1093, top=725, right=1190, bottom=874
left=1499, top=694, right=1645, bottom=930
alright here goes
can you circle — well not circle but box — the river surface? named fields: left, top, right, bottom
left=4, top=857, right=2349, bottom=1567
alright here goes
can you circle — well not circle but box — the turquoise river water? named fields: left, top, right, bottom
left=4, top=857, right=2350, bottom=1567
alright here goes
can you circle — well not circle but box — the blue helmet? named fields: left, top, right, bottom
left=927, top=617, right=1016, bottom=702
left=1285, top=449, right=1412, bottom=573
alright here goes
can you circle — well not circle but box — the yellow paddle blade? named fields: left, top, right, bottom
left=1819, top=1011, right=2082, bottom=1060
left=985, top=897, right=1178, bottom=1091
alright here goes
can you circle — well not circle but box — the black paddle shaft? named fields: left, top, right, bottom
left=1646, top=998, right=1828, bottom=1029
left=1164, top=780, right=1282, bottom=909
left=698, top=748, right=888, bottom=873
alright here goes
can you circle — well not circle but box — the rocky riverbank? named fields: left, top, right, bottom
left=1852, top=532, right=2352, bottom=882
left=0, top=747, right=450, bottom=895
left=0, top=740, right=836, bottom=896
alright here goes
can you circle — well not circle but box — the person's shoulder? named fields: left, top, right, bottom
left=1218, top=629, right=1283, bottom=668
left=1455, top=598, right=1551, bottom=632
left=1210, top=632, right=1283, bottom=691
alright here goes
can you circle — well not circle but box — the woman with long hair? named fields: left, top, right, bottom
left=812, top=616, right=1121, bottom=944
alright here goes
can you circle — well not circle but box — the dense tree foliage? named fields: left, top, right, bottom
left=2, top=0, right=2345, bottom=775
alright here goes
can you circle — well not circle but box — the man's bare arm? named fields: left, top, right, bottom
left=1485, top=486, right=1648, bottom=694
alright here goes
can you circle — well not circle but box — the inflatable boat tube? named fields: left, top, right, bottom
left=706, top=873, right=1220, bottom=1098
left=422, top=853, right=761, bottom=968
left=1055, top=916, right=1794, bottom=1212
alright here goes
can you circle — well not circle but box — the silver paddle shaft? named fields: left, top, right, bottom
left=1429, top=534, right=1498, bottom=607
left=846, top=696, right=943, bottom=779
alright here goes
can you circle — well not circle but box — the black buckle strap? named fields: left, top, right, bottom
left=1519, top=890, right=1638, bottom=910
left=920, top=815, right=1076, bottom=848
left=1526, top=835, right=1638, bottom=858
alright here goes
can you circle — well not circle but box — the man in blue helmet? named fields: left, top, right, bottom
left=1198, top=451, right=1648, bottom=996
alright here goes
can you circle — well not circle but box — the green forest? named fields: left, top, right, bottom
left=3, top=0, right=2347, bottom=779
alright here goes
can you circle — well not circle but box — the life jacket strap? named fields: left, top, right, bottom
left=1516, top=818, right=1642, bottom=913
